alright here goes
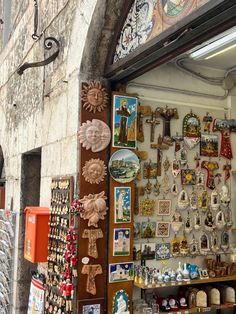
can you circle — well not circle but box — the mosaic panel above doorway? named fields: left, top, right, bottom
left=113, top=0, right=210, bottom=62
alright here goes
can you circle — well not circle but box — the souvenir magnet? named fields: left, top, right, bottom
left=177, top=189, right=189, bottom=210
left=221, top=230, right=229, bottom=251
left=157, top=199, right=171, bottom=216
left=199, top=233, right=210, bottom=254
left=155, top=243, right=171, bottom=260
left=183, top=111, right=201, bottom=149
left=156, top=222, right=170, bottom=238
left=200, top=133, right=218, bottom=157
left=210, top=190, right=220, bottom=211
left=204, top=210, right=215, bottom=232
left=181, top=169, right=196, bottom=185
left=180, top=232, right=189, bottom=256
left=114, top=187, right=131, bottom=223
left=201, top=160, right=219, bottom=190
left=112, top=290, right=130, bottom=314
left=171, top=210, right=183, bottom=233
left=189, top=235, right=199, bottom=256
left=140, top=198, right=155, bottom=216
left=215, top=210, right=226, bottom=230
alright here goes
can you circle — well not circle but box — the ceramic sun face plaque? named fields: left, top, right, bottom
left=183, top=112, right=201, bottom=149
left=112, top=94, right=137, bottom=149
left=82, top=81, right=109, bottom=113
left=114, top=187, right=131, bottom=223
left=200, top=133, right=218, bottom=157
left=82, top=158, right=107, bottom=184
left=113, top=228, right=130, bottom=257
left=112, top=290, right=129, bottom=314
left=109, top=149, right=140, bottom=183
left=79, top=119, right=111, bottom=152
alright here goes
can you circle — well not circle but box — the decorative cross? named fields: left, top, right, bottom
left=151, top=134, right=169, bottom=176
left=137, top=106, right=151, bottom=142
left=155, top=105, right=179, bottom=146
left=172, top=132, right=184, bottom=152
left=223, top=162, right=231, bottom=183
left=201, top=161, right=219, bottom=190
left=146, top=111, right=160, bottom=142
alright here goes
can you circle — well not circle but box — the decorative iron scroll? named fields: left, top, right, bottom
left=17, top=37, right=60, bottom=75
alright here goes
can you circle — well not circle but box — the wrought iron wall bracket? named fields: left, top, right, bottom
left=17, top=37, right=60, bottom=75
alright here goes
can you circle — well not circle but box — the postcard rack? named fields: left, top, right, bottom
left=0, top=209, right=15, bottom=313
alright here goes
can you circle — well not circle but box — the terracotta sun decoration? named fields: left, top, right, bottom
left=81, top=81, right=109, bottom=113
left=82, top=158, right=107, bottom=184
left=78, top=119, right=111, bottom=152
left=80, top=191, right=107, bottom=227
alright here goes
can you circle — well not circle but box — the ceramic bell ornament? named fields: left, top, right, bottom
left=171, top=181, right=179, bottom=196
left=171, top=210, right=183, bottom=233
left=177, top=189, right=189, bottom=210
left=204, top=210, right=215, bottom=232
left=220, top=184, right=231, bottom=207
left=194, top=211, right=201, bottom=230
left=215, top=210, right=226, bottom=230
left=190, top=189, right=198, bottom=211
left=185, top=211, right=192, bottom=234
left=211, top=190, right=220, bottom=211
left=199, top=233, right=210, bottom=254
left=211, top=231, right=220, bottom=253
left=180, top=232, right=189, bottom=256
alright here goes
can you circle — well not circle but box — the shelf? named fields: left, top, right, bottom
left=158, top=303, right=236, bottom=314
left=134, top=275, right=236, bottom=289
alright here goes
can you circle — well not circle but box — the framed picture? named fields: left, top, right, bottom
left=114, top=187, right=131, bottom=223
left=157, top=199, right=171, bottom=216
left=133, top=243, right=141, bottom=261
left=200, top=133, right=218, bottom=157
left=155, top=243, right=171, bottom=260
left=181, top=169, right=196, bottom=185
left=141, top=221, right=156, bottom=238
left=134, top=222, right=141, bottom=240
left=156, top=222, right=170, bottom=238
left=113, top=228, right=130, bottom=256
left=82, top=304, right=100, bottom=314
left=112, top=94, right=137, bottom=149
left=141, top=243, right=155, bottom=260
left=109, top=262, right=134, bottom=283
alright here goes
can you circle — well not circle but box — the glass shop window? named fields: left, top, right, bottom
left=3, top=0, right=12, bottom=47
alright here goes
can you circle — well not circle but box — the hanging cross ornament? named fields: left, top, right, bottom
left=151, top=134, right=169, bottom=176
left=223, top=162, right=231, bottom=183
left=201, top=160, right=219, bottom=190
left=172, top=132, right=184, bottom=152
left=137, top=106, right=151, bottom=142
left=155, top=105, right=179, bottom=146
left=146, top=111, right=160, bottom=142
left=213, top=118, right=236, bottom=160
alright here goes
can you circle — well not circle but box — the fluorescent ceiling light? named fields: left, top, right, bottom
left=190, top=27, right=236, bottom=60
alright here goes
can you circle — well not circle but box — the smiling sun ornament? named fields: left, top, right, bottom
left=78, top=119, right=111, bottom=152
left=81, top=81, right=109, bottom=113
left=82, top=158, right=107, bottom=184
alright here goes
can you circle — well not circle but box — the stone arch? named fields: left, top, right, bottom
left=79, top=0, right=128, bottom=80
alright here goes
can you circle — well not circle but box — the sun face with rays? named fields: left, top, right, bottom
left=81, top=82, right=109, bottom=113
left=78, top=119, right=111, bottom=152
left=82, top=158, right=107, bottom=184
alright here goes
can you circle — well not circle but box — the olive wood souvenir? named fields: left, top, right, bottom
left=78, top=119, right=111, bottom=152
left=81, top=264, right=103, bottom=295
left=151, top=135, right=169, bottom=176
left=211, top=190, right=220, bottom=211
left=82, top=229, right=103, bottom=259
left=201, top=160, right=219, bottom=190
left=196, top=290, right=207, bottom=308
left=137, top=105, right=151, bottom=142
left=155, top=106, right=178, bottom=146
left=80, top=192, right=107, bottom=227
left=177, top=189, right=189, bottom=210
left=146, top=111, right=160, bottom=142
left=82, top=158, right=107, bottom=184
left=215, top=210, right=226, bottom=230
left=183, top=111, right=201, bottom=149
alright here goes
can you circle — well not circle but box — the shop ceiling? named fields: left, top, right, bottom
left=105, top=0, right=236, bottom=84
